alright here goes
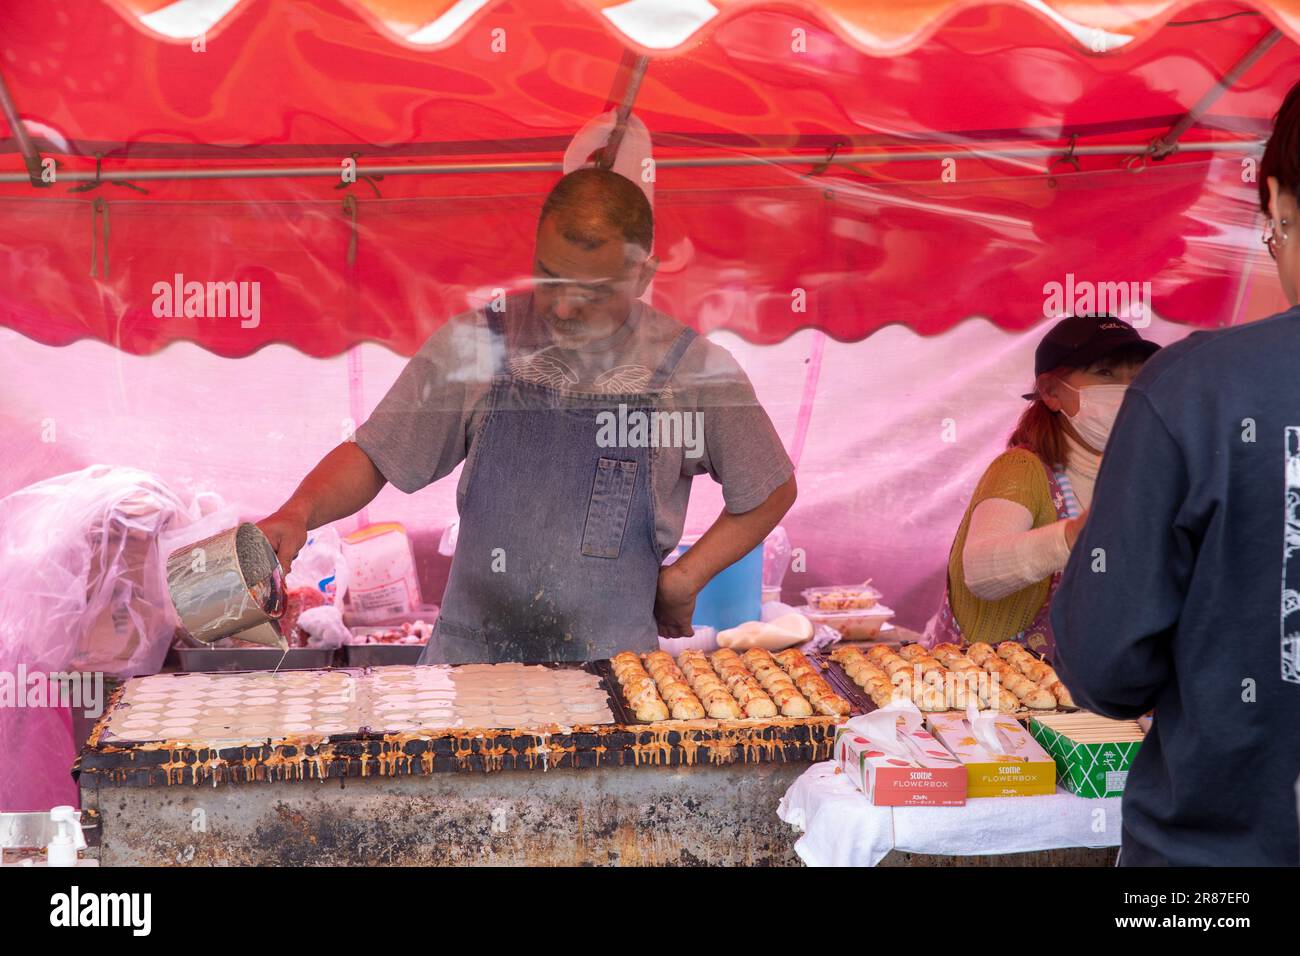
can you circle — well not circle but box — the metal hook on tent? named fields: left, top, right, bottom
left=88, top=197, right=110, bottom=278
left=804, top=141, right=843, bottom=178
left=1123, top=145, right=1153, bottom=173
left=70, top=151, right=148, bottom=195
left=1047, top=134, right=1080, bottom=188
left=335, top=152, right=383, bottom=199
left=342, top=194, right=358, bottom=266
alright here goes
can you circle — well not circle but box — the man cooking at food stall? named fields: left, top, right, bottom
left=258, top=167, right=796, bottom=663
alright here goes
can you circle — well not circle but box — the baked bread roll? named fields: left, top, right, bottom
left=1041, top=677, right=1074, bottom=708
left=998, top=648, right=1074, bottom=707
left=668, top=698, right=707, bottom=720
left=932, top=644, right=980, bottom=672
left=770, top=685, right=814, bottom=718
left=635, top=698, right=670, bottom=722
left=741, top=648, right=817, bottom=717
left=995, top=641, right=1025, bottom=661
left=864, top=644, right=895, bottom=663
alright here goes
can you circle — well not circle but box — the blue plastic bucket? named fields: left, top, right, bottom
left=672, top=538, right=762, bottom=631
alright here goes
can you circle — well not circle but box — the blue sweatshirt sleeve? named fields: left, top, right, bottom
left=1050, top=389, right=1192, bottom=718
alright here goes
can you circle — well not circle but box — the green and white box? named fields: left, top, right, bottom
left=1029, top=713, right=1145, bottom=799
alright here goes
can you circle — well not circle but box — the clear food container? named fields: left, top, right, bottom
left=801, top=584, right=882, bottom=611
left=799, top=604, right=894, bottom=640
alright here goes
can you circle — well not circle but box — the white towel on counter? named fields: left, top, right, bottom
left=777, top=761, right=1123, bottom=867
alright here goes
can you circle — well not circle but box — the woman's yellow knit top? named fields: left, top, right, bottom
left=946, top=448, right=1059, bottom=644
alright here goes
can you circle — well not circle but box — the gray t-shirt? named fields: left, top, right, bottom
left=355, top=296, right=793, bottom=557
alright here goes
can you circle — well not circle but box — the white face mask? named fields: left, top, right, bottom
left=1060, top=382, right=1127, bottom=451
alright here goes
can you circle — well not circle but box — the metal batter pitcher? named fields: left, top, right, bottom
left=166, top=522, right=287, bottom=649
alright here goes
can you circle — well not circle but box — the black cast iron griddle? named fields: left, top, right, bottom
left=77, top=660, right=849, bottom=787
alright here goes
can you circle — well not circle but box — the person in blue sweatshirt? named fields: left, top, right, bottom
left=1051, top=81, right=1300, bottom=867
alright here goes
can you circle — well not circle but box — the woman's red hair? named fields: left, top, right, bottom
left=1008, top=392, right=1068, bottom=469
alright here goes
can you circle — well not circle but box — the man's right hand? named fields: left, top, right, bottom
left=257, top=508, right=309, bottom=571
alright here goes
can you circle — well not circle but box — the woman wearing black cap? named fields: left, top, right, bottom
left=925, top=314, right=1159, bottom=660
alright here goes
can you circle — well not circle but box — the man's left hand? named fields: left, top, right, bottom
left=654, top=563, right=698, bottom=638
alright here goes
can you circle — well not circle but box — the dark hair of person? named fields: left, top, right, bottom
left=1259, top=79, right=1300, bottom=215
left=538, top=167, right=653, bottom=254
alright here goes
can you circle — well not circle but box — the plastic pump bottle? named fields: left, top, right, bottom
left=46, top=806, right=82, bottom=867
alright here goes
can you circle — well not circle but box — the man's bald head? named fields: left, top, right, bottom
left=538, top=167, right=653, bottom=257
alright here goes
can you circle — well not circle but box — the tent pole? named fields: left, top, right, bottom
left=1149, top=28, right=1282, bottom=159
left=595, top=51, right=650, bottom=170
left=0, top=140, right=1263, bottom=184
left=0, top=71, right=47, bottom=187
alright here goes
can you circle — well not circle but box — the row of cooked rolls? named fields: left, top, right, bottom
left=829, top=641, right=1073, bottom=712
left=738, top=648, right=814, bottom=717
left=972, top=641, right=1074, bottom=708
left=610, top=647, right=850, bottom=722
left=830, top=644, right=947, bottom=710
left=696, top=649, right=776, bottom=718
left=610, top=652, right=672, bottom=722
left=767, top=648, right=851, bottom=717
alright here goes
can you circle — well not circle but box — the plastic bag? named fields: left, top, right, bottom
left=0, top=464, right=213, bottom=679
left=763, top=525, right=792, bottom=590
left=285, top=526, right=349, bottom=607
left=0, top=465, right=217, bottom=811
left=295, top=605, right=350, bottom=650
left=437, top=519, right=459, bottom=557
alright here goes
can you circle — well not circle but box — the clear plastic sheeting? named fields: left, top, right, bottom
left=0, top=465, right=217, bottom=679
left=0, top=465, right=222, bottom=811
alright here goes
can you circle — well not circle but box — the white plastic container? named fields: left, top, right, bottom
left=341, top=522, right=422, bottom=625
left=799, top=603, right=895, bottom=640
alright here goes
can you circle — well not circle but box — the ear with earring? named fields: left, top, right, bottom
left=1263, top=216, right=1289, bottom=261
